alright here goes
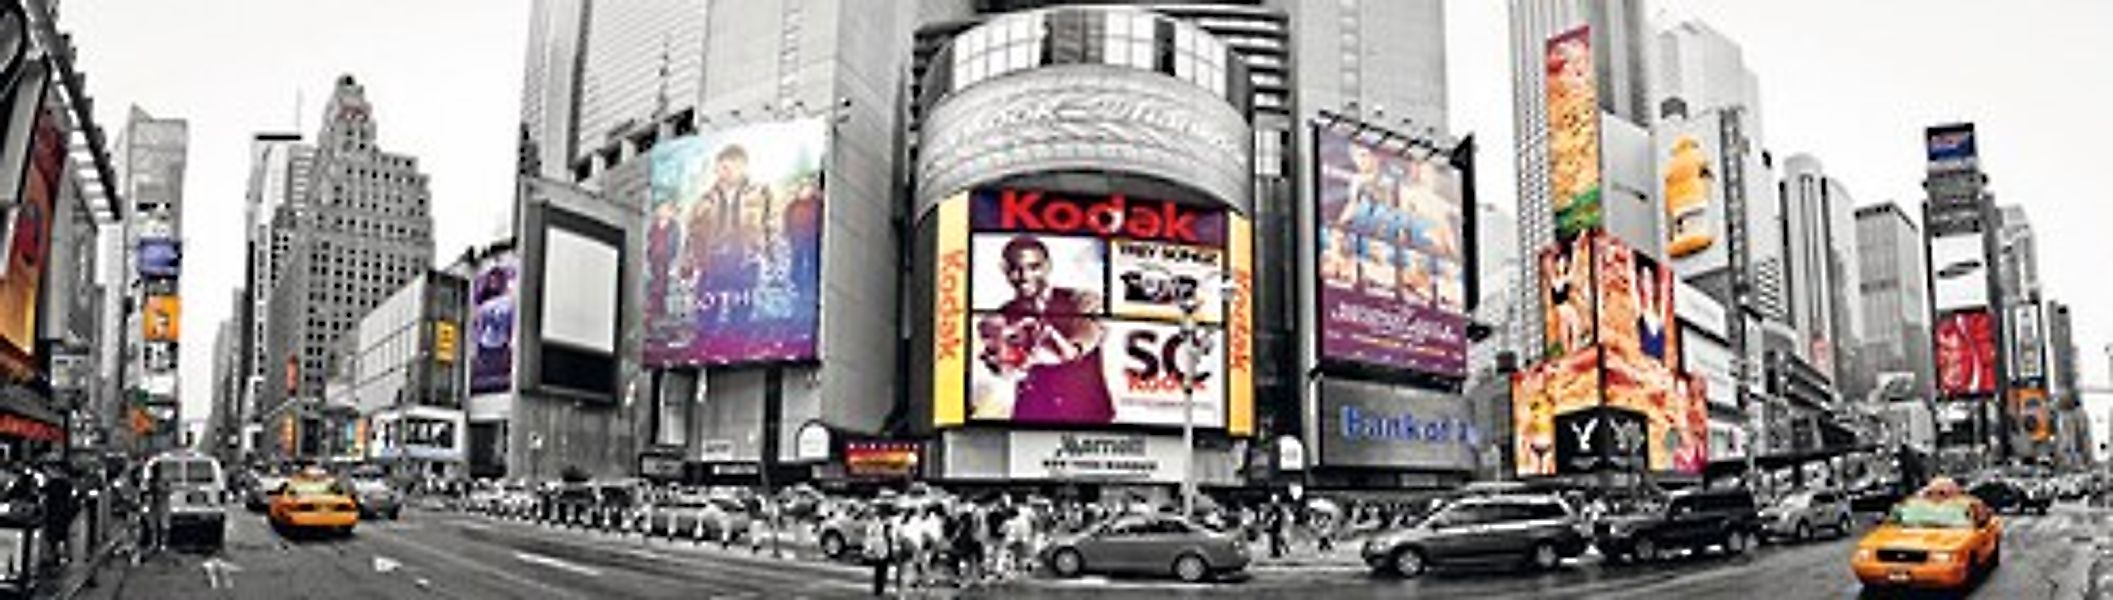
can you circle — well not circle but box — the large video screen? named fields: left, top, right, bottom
left=1313, top=126, right=1468, bottom=378
left=1595, top=234, right=1678, bottom=374
left=963, top=188, right=1235, bottom=428
left=1514, top=348, right=1602, bottom=477
left=541, top=227, right=618, bottom=353
left=1929, top=234, right=1988, bottom=311
left=1546, top=25, right=1603, bottom=240
left=1539, top=234, right=1596, bottom=360
left=0, top=105, right=58, bottom=373
left=1658, top=115, right=1729, bottom=277
left=643, top=118, right=826, bottom=367
left=137, top=238, right=181, bottom=279
left=468, top=251, right=516, bottom=395
left=1936, top=310, right=1995, bottom=397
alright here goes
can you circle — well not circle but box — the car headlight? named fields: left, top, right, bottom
left=1855, top=548, right=1875, bottom=561
left=1930, top=551, right=1954, bottom=563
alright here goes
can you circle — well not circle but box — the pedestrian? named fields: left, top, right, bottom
left=954, top=504, right=985, bottom=586
left=143, top=467, right=169, bottom=554
left=864, top=507, right=895, bottom=597
left=1267, top=503, right=1288, bottom=559
left=749, top=496, right=774, bottom=555
left=41, top=459, right=74, bottom=564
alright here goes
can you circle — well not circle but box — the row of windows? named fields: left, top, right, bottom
left=921, top=8, right=1250, bottom=115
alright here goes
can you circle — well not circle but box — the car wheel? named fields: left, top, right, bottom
left=1391, top=547, right=1427, bottom=578
left=1794, top=521, right=1811, bottom=541
left=1051, top=548, right=1084, bottom=578
left=820, top=532, right=845, bottom=559
left=1634, top=537, right=1659, bottom=563
left=1173, top=553, right=1210, bottom=583
left=1529, top=541, right=1561, bottom=571
left=1731, top=530, right=1755, bottom=555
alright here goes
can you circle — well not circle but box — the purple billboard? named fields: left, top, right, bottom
left=469, top=251, right=516, bottom=394
left=642, top=119, right=826, bottom=367
left=1314, top=125, right=1468, bottom=378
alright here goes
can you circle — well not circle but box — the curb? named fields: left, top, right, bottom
left=52, top=535, right=126, bottom=600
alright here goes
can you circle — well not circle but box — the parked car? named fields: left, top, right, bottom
left=1760, top=489, right=1853, bottom=542
left=145, top=451, right=230, bottom=549
left=816, top=505, right=877, bottom=560
left=1968, top=479, right=2050, bottom=515
left=1852, top=492, right=2001, bottom=591
left=1043, top=515, right=1248, bottom=583
left=1593, top=488, right=1761, bottom=563
left=1362, top=494, right=1588, bottom=578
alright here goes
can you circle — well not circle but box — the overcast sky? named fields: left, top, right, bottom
left=58, top=1, right=2112, bottom=438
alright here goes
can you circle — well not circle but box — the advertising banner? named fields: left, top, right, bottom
left=434, top=321, right=458, bottom=364
left=845, top=441, right=921, bottom=478
left=1546, top=25, right=1603, bottom=240
left=143, top=296, right=180, bottom=342
left=1007, top=431, right=1181, bottom=483
left=136, top=238, right=181, bottom=279
left=1708, top=421, right=1746, bottom=461
left=2013, top=388, right=2051, bottom=443
left=1514, top=347, right=1601, bottom=477
left=1683, top=331, right=1738, bottom=410
left=1227, top=215, right=1254, bottom=436
left=468, top=251, right=516, bottom=395
left=2011, top=303, right=2044, bottom=383
left=0, top=104, right=58, bottom=374
left=932, top=195, right=970, bottom=428
left=1926, top=123, right=1978, bottom=173
left=1658, top=115, right=1730, bottom=276
left=1539, top=234, right=1596, bottom=359
left=1595, top=234, right=1678, bottom=375
left=1929, top=234, right=1989, bottom=311
left=1317, top=378, right=1479, bottom=470
left=1313, top=125, right=1468, bottom=377
left=1935, top=310, right=1996, bottom=398
left=959, top=188, right=1240, bottom=430
left=643, top=118, right=827, bottom=367
left=1554, top=406, right=1648, bottom=474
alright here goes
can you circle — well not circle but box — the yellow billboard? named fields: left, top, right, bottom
left=1227, top=214, right=1254, bottom=437
left=434, top=321, right=459, bottom=364
left=143, top=296, right=181, bottom=342
left=932, top=194, right=970, bottom=428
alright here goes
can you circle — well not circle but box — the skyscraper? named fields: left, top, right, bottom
left=520, top=0, right=707, bottom=182
left=261, top=76, right=435, bottom=457
left=240, top=132, right=311, bottom=453
left=114, top=106, right=189, bottom=451
left=1508, top=0, right=1653, bottom=357
left=1854, top=202, right=1934, bottom=400
left=1653, top=19, right=1785, bottom=322
left=1778, top=153, right=1855, bottom=384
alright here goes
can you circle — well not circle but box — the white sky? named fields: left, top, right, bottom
left=57, top=1, right=2113, bottom=438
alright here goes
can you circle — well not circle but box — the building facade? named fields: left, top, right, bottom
left=350, top=270, right=469, bottom=478
left=114, top=107, right=188, bottom=452
left=261, top=75, right=436, bottom=460
left=1854, top=202, right=1934, bottom=401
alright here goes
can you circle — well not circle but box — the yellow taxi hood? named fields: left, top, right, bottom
left=1859, top=525, right=1978, bottom=551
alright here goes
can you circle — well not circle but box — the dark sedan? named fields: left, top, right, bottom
left=1968, top=479, right=2051, bottom=515
left=1363, top=494, right=1588, bottom=577
left=1044, top=515, right=1250, bottom=583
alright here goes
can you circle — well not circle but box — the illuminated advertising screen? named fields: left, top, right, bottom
left=1312, top=125, right=1468, bottom=378
left=2013, top=389, right=2051, bottom=443
left=1317, top=378, right=1479, bottom=470
left=960, top=188, right=1238, bottom=429
left=1926, top=123, right=1978, bottom=172
left=468, top=251, right=516, bottom=395
left=1546, top=25, right=1603, bottom=240
left=136, top=238, right=181, bottom=279
left=1935, top=310, right=1996, bottom=397
left=643, top=118, right=826, bottom=367
left=2011, top=303, right=2044, bottom=383
left=1539, top=234, right=1596, bottom=360
left=0, top=104, right=58, bottom=374
left=1514, top=347, right=1601, bottom=477
left=1595, top=234, right=1678, bottom=374
left=142, top=296, right=180, bottom=342
left=1658, top=115, right=1729, bottom=276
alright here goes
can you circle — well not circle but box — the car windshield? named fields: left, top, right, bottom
left=1886, top=500, right=1973, bottom=529
left=1775, top=492, right=1812, bottom=508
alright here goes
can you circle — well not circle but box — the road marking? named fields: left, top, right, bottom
left=513, top=550, right=605, bottom=578
left=374, top=555, right=403, bottom=573
left=359, top=527, right=591, bottom=600
left=202, top=557, right=243, bottom=590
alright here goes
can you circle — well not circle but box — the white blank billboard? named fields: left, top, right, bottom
left=1929, top=234, right=1988, bottom=310
left=541, top=226, right=618, bottom=353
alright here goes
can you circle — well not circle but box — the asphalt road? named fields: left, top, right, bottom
left=67, top=503, right=2113, bottom=599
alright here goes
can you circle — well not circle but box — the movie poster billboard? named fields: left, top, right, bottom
left=1313, top=125, right=1468, bottom=378
left=1658, top=116, right=1729, bottom=276
left=2011, top=303, right=2045, bottom=383
left=1926, top=123, right=1978, bottom=173
left=468, top=251, right=517, bottom=395
left=1514, top=347, right=1601, bottom=477
left=0, top=103, right=58, bottom=375
left=1539, top=234, right=1596, bottom=359
left=1936, top=310, right=1995, bottom=398
left=643, top=118, right=826, bottom=367
left=1546, top=25, right=1603, bottom=240
left=961, top=187, right=1239, bottom=429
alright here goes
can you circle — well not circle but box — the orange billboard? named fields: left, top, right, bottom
left=143, top=296, right=181, bottom=342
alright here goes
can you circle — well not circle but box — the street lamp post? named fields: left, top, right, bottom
left=1173, top=273, right=1236, bottom=519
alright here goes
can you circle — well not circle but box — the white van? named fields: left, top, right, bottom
left=144, top=451, right=228, bottom=549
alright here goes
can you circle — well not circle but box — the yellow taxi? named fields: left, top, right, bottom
left=268, top=472, right=361, bottom=537
left=1851, top=478, right=2001, bottom=591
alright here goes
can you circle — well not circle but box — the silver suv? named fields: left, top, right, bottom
left=1760, top=489, right=1852, bottom=542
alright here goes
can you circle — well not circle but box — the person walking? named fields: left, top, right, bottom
left=863, top=506, right=895, bottom=597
